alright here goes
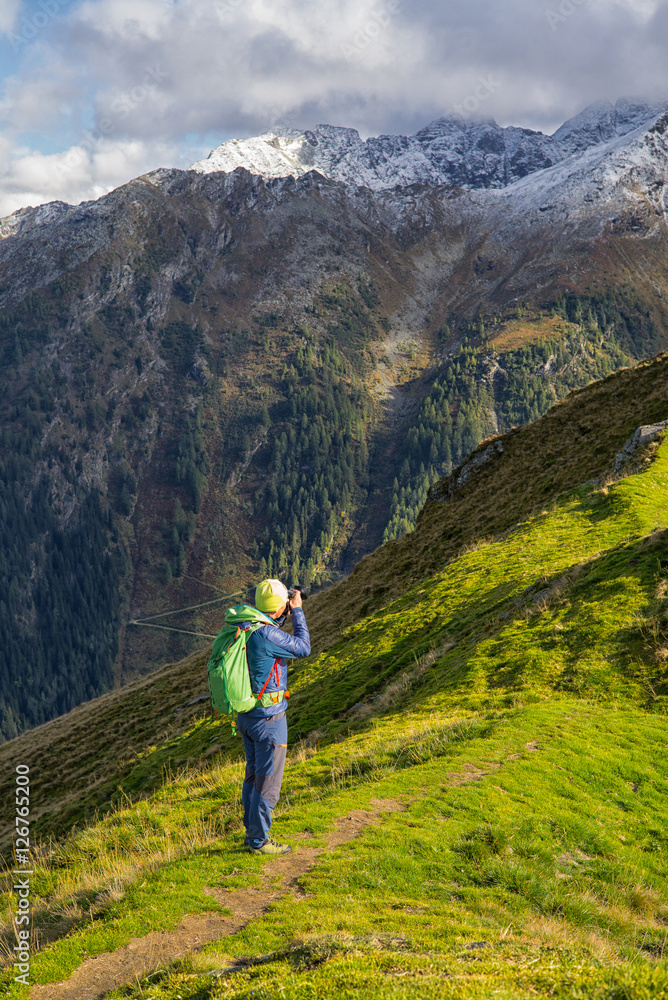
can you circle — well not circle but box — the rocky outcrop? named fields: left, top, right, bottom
left=615, top=420, right=668, bottom=471
left=428, top=439, right=506, bottom=504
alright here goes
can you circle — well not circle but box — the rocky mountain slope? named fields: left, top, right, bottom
left=2, top=99, right=668, bottom=740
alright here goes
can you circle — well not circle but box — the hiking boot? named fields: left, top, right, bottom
left=247, top=837, right=292, bottom=856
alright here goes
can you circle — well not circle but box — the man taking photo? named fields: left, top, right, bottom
left=236, top=579, right=310, bottom=856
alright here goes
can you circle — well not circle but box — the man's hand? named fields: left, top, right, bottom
left=289, top=590, right=303, bottom=610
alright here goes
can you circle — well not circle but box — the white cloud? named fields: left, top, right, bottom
left=0, top=0, right=21, bottom=35
left=74, top=0, right=174, bottom=45
left=0, top=137, right=180, bottom=217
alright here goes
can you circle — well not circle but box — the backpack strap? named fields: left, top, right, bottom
left=255, top=659, right=281, bottom=701
left=239, top=624, right=283, bottom=704
left=226, top=626, right=242, bottom=652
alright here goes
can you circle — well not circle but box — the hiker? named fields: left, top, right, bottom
left=237, top=579, right=310, bottom=856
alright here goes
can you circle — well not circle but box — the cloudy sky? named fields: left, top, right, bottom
left=0, top=0, right=667, bottom=216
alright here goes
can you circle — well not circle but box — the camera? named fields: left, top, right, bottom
left=287, top=585, right=308, bottom=602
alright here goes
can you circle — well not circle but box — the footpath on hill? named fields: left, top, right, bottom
left=29, top=801, right=404, bottom=1000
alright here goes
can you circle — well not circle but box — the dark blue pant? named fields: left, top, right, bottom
left=236, top=711, right=288, bottom=848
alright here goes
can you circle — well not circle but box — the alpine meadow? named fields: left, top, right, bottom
left=1, top=100, right=668, bottom=999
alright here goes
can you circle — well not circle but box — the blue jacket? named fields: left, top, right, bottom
left=244, top=607, right=310, bottom=718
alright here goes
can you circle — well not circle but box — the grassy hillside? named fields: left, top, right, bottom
left=1, top=354, right=668, bottom=997
left=3, top=349, right=667, bottom=853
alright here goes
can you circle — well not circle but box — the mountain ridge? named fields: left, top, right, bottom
left=189, top=98, right=668, bottom=192
left=1, top=99, right=668, bottom=1000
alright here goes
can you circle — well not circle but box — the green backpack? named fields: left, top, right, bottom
left=207, top=605, right=275, bottom=727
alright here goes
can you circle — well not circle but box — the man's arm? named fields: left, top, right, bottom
left=261, top=607, right=311, bottom=659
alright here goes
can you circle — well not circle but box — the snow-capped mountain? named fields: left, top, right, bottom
left=190, top=99, right=667, bottom=192
left=550, top=100, right=666, bottom=156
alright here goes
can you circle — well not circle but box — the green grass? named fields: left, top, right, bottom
left=5, top=703, right=668, bottom=999
left=79, top=705, right=668, bottom=998
left=2, top=438, right=668, bottom=999
left=287, top=439, right=668, bottom=737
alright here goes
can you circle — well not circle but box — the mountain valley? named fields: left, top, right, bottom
left=2, top=99, right=668, bottom=738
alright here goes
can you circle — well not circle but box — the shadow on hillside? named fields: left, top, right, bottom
left=484, top=531, right=668, bottom=703
left=289, top=529, right=668, bottom=742
left=286, top=577, right=524, bottom=741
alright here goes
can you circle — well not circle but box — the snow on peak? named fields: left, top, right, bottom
left=0, top=200, right=71, bottom=240
left=189, top=101, right=668, bottom=193
left=190, top=133, right=308, bottom=180
left=551, top=98, right=666, bottom=156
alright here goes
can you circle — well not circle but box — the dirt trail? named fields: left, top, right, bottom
left=29, top=799, right=404, bottom=1000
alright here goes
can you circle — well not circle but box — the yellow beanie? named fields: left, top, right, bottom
left=255, top=578, right=289, bottom=615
